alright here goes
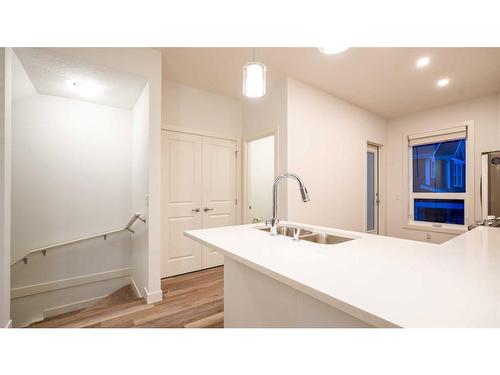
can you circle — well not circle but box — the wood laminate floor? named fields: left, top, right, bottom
left=29, top=266, right=224, bottom=328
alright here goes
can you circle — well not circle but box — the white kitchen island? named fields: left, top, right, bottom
left=185, top=222, right=500, bottom=328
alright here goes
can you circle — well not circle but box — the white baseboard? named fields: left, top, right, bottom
left=144, top=287, right=162, bottom=304
left=4, top=320, right=12, bottom=328
left=11, top=267, right=133, bottom=299
left=129, top=277, right=142, bottom=299
left=43, top=294, right=109, bottom=319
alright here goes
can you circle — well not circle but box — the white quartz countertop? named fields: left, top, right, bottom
left=185, top=222, right=500, bottom=328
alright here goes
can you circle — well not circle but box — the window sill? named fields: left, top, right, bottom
left=404, top=220, right=468, bottom=235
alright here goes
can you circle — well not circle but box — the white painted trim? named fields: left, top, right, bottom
left=129, top=276, right=142, bottom=299
left=4, top=319, right=12, bottom=328
left=408, top=125, right=467, bottom=145
left=242, top=133, right=277, bottom=224
left=364, top=142, right=386, bottom=235
left=236, top=138, right=242, bottom=225
left=1, top=48, right=12, bottom=333
left=43, top=294, right=108, bottom=319
left=403, top=220, right=468, bottom=235
left=481, top=153, right=489, bottom=219
left=11, top=267, right=133, bottom=299
left=162, top=123, right=240, bottom=142
left=242, top=139, right=250, bottom=224
left=143, top=287, right=162, bottom=304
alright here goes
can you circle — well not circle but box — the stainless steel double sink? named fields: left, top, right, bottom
left=258, top=225, right=355, bottom=245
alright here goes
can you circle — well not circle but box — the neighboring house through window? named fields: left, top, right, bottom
left=407, top=125, right=472, bottom=230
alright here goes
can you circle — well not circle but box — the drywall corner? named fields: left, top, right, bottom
left=131, top=83, right=150, bottom=299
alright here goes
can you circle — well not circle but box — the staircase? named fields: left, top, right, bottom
left=27, top=266, right=224, bottom=328
left=11, top=213, right=148, bottom=327
left=28, top=285, right=147, bottom=328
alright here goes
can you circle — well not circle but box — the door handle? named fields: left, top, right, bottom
left=204, top=207, right=214, bottom=212
left=191, top=208, right=200, bottom=212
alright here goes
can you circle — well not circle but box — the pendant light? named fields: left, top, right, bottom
left=243, top=48, right=266, bottom=98
left=318, top=47, right=349, bottom=55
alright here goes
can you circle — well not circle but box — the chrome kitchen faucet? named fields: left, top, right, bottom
left=266, top=173, right=310, bottom=235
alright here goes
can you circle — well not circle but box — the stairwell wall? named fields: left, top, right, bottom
left=10, top=52, right=135, bottom=326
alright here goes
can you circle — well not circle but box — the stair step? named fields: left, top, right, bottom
left=27, top=266, right=224, bottom=328
left=29, top=283, right=141, bottom=328
left=82, top=284, right=138, bottom=312
left=30, top=298, right=144, bottom=328
left=184, top=312, right=224, bottom=328
left=61, top=303, right=154, bottom=328
left=102, top=280, right=223, bottom=327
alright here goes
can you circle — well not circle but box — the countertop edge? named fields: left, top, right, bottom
left=185, top=230, right=401, bottom=328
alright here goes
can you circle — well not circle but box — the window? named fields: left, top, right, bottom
left=408, top=126, right=469, bottom=228
left=414, top=199, right=465, bottom=225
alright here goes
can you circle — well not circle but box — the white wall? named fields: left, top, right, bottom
left=54, top=48, right=163, bottom=304
left=242, top=79, right=287, bottom=218
left=285, top=78, right=387, bottom=232
left=0, top=48, right=12, bottom=328
left=11, top=61, right=133, bottom=261
left=162, top=80, right=242, bottom=139
left=386, top=94, right=500, bottom=243
left=243, top=79, right=287, bottom=141
left=131, top=84, right=149, bottom=298
left=10, top=54, right=136, bottom=326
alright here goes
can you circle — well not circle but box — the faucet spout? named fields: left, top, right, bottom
left=268, top=173, right=310, bottom=235
left=300, top=186, right=310, bottom=202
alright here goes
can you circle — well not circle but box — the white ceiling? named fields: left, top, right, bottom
left=14, top=48, right=147, bottom=109
left=160, top=47, right=500, bottom=119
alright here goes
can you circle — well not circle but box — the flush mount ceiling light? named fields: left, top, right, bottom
left=318, top=47, right=349, bottom=55
left=416, top=56, right=430, bottom=68
left=243, top=48, right=266, bottom=98
left=70, top=81, right=103, bottom=97
left=437, top=78, right=450, bottom=87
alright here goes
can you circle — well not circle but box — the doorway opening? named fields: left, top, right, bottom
left=245, top=135, right=275, bottom=224
left=367, top=143, right=380, bottom=234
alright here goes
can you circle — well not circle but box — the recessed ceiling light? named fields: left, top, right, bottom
left=318, top=47, right=349, bottom=55
left=437, top=78, right=450, bottom=87
left=70, top=81, right=103, bottom=97
left=416, top=56, right=430, bottom=68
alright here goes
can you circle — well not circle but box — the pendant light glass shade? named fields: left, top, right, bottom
left=318, top=47, right=349, bottom=55
left=242, top=61, right=266, bottom=98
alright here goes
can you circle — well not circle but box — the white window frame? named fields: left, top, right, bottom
left=403, top=122, right=475, bottom=234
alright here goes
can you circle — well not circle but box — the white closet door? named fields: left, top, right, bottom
left=201, top=136, right=237, bottom=268
left=161, top=131, right=202, bottom=277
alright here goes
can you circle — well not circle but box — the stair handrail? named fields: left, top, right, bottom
left=11, top=212, right=146, bottom=266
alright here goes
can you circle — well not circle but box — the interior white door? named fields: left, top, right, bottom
left=201, top=136, right=237, bottom=268
left=161, top=131, right=202, bottom=277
